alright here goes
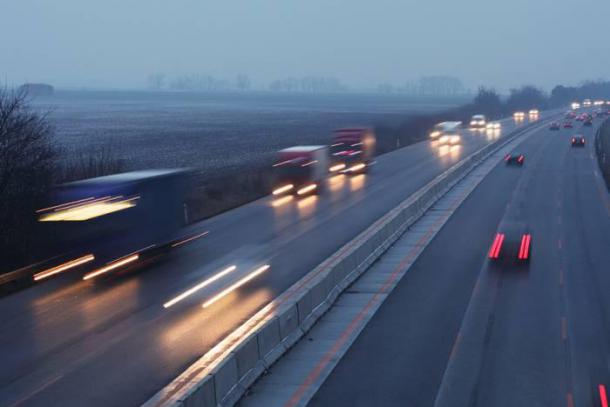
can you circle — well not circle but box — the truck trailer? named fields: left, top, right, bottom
left=35, top=169, right=192, bottom=280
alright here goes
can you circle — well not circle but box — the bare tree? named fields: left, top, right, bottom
left=236, top=74, right=251, bottom=92
left=0, top=89, right=57, bottom=270
left=147, top=73, right=166, bottom=90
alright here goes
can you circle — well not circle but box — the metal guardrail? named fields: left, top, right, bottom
left=144, top=116, right=555, bottom=407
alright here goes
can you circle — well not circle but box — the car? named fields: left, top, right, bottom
left=489, top=222, right=531, bottom=264
left=469, top=114, right=487, bottom=130
left=513, top=111, right=526, bottom=120
left=563, top=121, right=573, bottom=128
left=486, top=122, right=501, bottom=130
left=528, top=109, right=539, bottom=119
left=430, top=121, right=462, bottom=140
left=575, top=114, right=584, bottom=122
left=571, top=136, right=585, bottom=147
left=549, top=122, right=561, bottom=131
left=504, top=153, right=525, bottom=166
left=583, top=119, right=593, bottom=127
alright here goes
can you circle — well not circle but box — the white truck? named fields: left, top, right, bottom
left=272, top=146, right=329, bottom=196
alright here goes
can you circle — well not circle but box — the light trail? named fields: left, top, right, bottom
left=33, top=254, right=95, bottom=281
left=82, top=254, right=139, bottom=280
left=202, top=265, right=270, bottom=308
left=163, top=265, right=237, bottom=308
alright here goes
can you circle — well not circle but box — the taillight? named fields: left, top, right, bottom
left=504, top=154, right=510, bottom=161
left=518, top=234, right=531, bottom=260
left=489, top=233, right=505, bottom=259
left=600, top=384, right=608, bottom=407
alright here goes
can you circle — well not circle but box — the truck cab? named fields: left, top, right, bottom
left=272, top=146, right=329, bottom=196
left=330, top=128, right=376, bottom=174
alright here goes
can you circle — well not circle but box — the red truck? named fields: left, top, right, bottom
left=272, top=146, right=329, bottom=196
left=329, top=128, right=376, bottom=174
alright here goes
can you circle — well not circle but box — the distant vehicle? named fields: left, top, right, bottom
left=513, top=111, right=526, bottom=120
left=571, top=102, right=581, bottom=110
left=594, top=100, right=605, bottom=106
left=528, top=109, right=539, bottom=119
left=563, top=121, right=573, bottom=128
left=486, top=122, right=501, bottom=130
left=571, top=136, right=586, bottom=147
left=37, top=169, right=193, bottom=280
left=575, top=114, right=584, bottom=122
left=273, top=146, right=329, bottom=196
left=583, top=119, right=593, bottom=127
left=504, top=153, right=525, bottom=166
left=429, top=121, right=462, bottom=145
left=583, top=99, right=592, bottom=107
left=566, top=111, right=577, bottom=119
left=549, top=122, right=561, bottom=131
left=469, top=114, right=487, bottom=130
left=330, top=128, right=376, bottom=173
left=488, top=222, right=531, bottom=263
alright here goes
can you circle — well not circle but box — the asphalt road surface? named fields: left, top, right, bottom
left=0, top=116, right=545, bottom=406
left=308, top=117, right=608, bottom=406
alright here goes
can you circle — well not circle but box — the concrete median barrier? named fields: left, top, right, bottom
left=143, top=116, right=556, bottom=407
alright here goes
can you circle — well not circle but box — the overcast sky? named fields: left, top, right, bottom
left=2, top=0, right=609, bottom=91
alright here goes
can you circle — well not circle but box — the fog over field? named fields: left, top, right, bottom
left=3, top=0, right=609, bottom=91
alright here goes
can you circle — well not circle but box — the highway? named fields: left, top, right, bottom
left=308, top=116, right=609, bottom=406
left=0, top=116, right=539, bottom=406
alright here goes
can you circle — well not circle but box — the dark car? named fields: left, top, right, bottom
left=489, top=222, right=531, bottom=264
left=563, top=121, right=573, bottom=128
left=571, top=136, right=586, bottom=147
left=549, top=122, right=561, bottom=131
left=504, top=153, right=525, bottom=166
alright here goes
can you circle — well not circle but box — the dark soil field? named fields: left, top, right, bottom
left=31, top=90, right=467, bottom=175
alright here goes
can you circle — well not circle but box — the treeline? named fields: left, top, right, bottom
left=147, top=73, right=250, bottom=92
left=550, top=80, right=610, bottom=107
left=147, top=73, right=347, bottom=93
left=378, top=76, right=468, bottom=96
left=375, top=80, right=610, bottom=155
left=268, top=76, right=347, bottom=93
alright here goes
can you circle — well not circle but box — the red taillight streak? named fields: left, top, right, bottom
left=518, top=234, right=531, bottom=260
left=504, top=154, right=510, bottom=161
left=600, top=384, right=608, bottom=407
left=489, top=233, right=505, bottom=259
left=518, top=156, right=524, bottom=163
